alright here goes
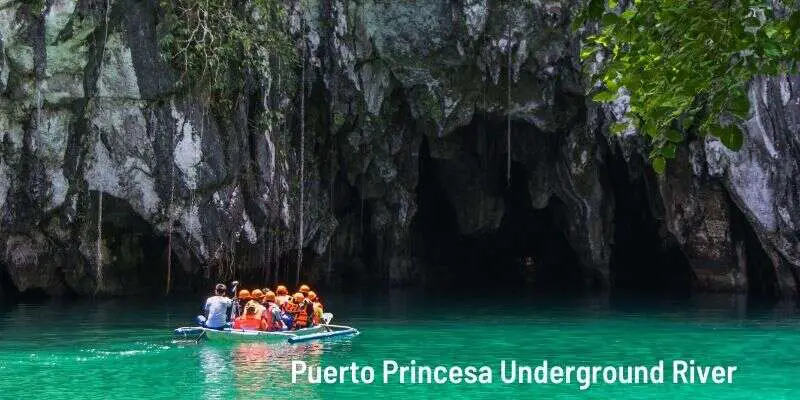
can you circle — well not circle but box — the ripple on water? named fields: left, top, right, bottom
left=1, top=296, right=799, bottom=399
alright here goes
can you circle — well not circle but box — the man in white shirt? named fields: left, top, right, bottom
left=202, top=283, right=233, bottom=330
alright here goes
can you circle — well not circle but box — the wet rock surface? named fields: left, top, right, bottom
left=0, top=0, right=798, bottom=296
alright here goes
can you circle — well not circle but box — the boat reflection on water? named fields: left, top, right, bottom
left=198, top=346, right=231, bottom=399
left=198, top=341, right=326, bottom=398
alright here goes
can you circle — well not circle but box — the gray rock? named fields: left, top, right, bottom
left=1, top=0, right=799, bottom=297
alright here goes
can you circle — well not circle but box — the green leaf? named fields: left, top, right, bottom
left=652, top=156, right=666, bottom=174
left=661, top=142, right=677, bottom=159
left=764, top=40, right=782, bottom=57
left=765, top=25, right=779, bottom=39
left=610, top=122, right=628, bottom=134
left=720, top=126, right=744, bottom=151
left=592, top=90, right=617, bottom=102
left=580, top=46, right=599, bottom=61
left=602, top=13, right=621, bottom=28
left=642, top=120, right=658, bottom=138
left=621, top=8, right=636, bottom=21
left=608, top=0, right=619, bottom=8
left=729, top=90, right=750, bottom=119
left=664, top=129, right=683, bottom=142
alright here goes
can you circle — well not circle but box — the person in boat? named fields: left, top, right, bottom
left=275, top=285, right=290, bottom=306
left=249, top=289, right=267, bottom=319
left=199, top=283, right=233, bottom=330
left=298, top=284, right=317, bottom=327
left=233, top=289, right=252, bottom=319
left=233, top=301, right=266, bottom=331
left=261, top=290, right=287, bottom=331
left=284, top=292, right=312, bottom=330
left=307, top=291, right=324, bottom=326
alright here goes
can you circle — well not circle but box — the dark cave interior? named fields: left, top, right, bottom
left=605, top=149, right=694, bottom=294
left=411, top=117, right=587, bottom=292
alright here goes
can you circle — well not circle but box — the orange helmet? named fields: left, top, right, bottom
left=307, top=291, right=318, bottom=301
left=276, top=285, right=288, bottom=295
left=298, top=284, right=311, bottom=294
left=292, top=292, right=304, bottom=303
left=263, top=290, right=276, bottom=302
left=251, top=289, right=264, bottom=300
left=238, top=289, right=251, bottom=300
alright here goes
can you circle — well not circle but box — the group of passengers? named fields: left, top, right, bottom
left=200, top=283, right=324, bottom=332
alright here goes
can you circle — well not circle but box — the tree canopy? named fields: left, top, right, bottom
left=578, top=0, right=800, bottom=173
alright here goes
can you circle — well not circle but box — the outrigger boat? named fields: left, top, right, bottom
left=173, top=313, right=359, bottom=344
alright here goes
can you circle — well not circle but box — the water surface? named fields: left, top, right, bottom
left=1, top=293, right=799, bottom=399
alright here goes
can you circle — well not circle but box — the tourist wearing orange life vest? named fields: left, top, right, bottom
left=248, top=289, right=267, bottom=319
left=298, top=284, right=316, bottom=327
left=283, top=293, right=311, bottom=330
left=233, top=289, right=252, bottom=318
left=233, top=301, right=266, bottom=331
left=275, top=285, right=290, bottom=306
left=260, top=291, right=287, bottom=331
left=307, top=291, right=324, bottom=325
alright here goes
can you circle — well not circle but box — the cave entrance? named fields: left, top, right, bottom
left=607, top=151, right=694, bottom=294
left=411, top=122, right=583, bottom=292
left=92, top=194, right=195, bottom=295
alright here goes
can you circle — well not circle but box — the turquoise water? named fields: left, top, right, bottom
left=1, top=293, right=799, bottom=399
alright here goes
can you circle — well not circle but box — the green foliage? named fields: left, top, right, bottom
left=578, top=0, right=800, bottom=171
left=159, top=0, right=295, bottom=106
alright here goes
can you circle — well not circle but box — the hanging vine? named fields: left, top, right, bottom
left=159, top=0, right=295, bottom=114
left=506, top=27, right=513, bottom=188
left=94, top=0, right=112, bottom=295
left=295, top=16, right=306, bottom=286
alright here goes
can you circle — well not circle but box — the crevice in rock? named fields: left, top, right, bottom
left=0, top=262, right=18, bottom=300
left=729, top=199, right=780, bottom=299
left=608, top=149, right=694, bottom=294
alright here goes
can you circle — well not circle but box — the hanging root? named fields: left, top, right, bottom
left=95, top=191, right=104, bottom=294
left=506, top=28, right=512, bottom=188
left=296, top=17, right=306, bottom=286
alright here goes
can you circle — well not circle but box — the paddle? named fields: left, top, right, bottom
left=194, top=329, right=206, bottom=343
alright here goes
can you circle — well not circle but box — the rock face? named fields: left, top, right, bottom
left=0, top=0, right=798, bottom=297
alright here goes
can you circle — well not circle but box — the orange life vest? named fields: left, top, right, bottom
left=284, top=300, right=309, bottom=329
left=233, top=315, right=263, bottom=331
left=282, top=300, right=298, bottom=314
left=294, top=303, right=309, bottom=329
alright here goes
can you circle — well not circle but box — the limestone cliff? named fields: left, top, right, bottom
left=0, top=0, right=798, bottom=297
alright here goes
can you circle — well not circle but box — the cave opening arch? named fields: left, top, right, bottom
left=410, top=118, right=585, bottom=292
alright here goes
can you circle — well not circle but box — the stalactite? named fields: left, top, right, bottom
left=296, top=18, right=306, bottom=286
